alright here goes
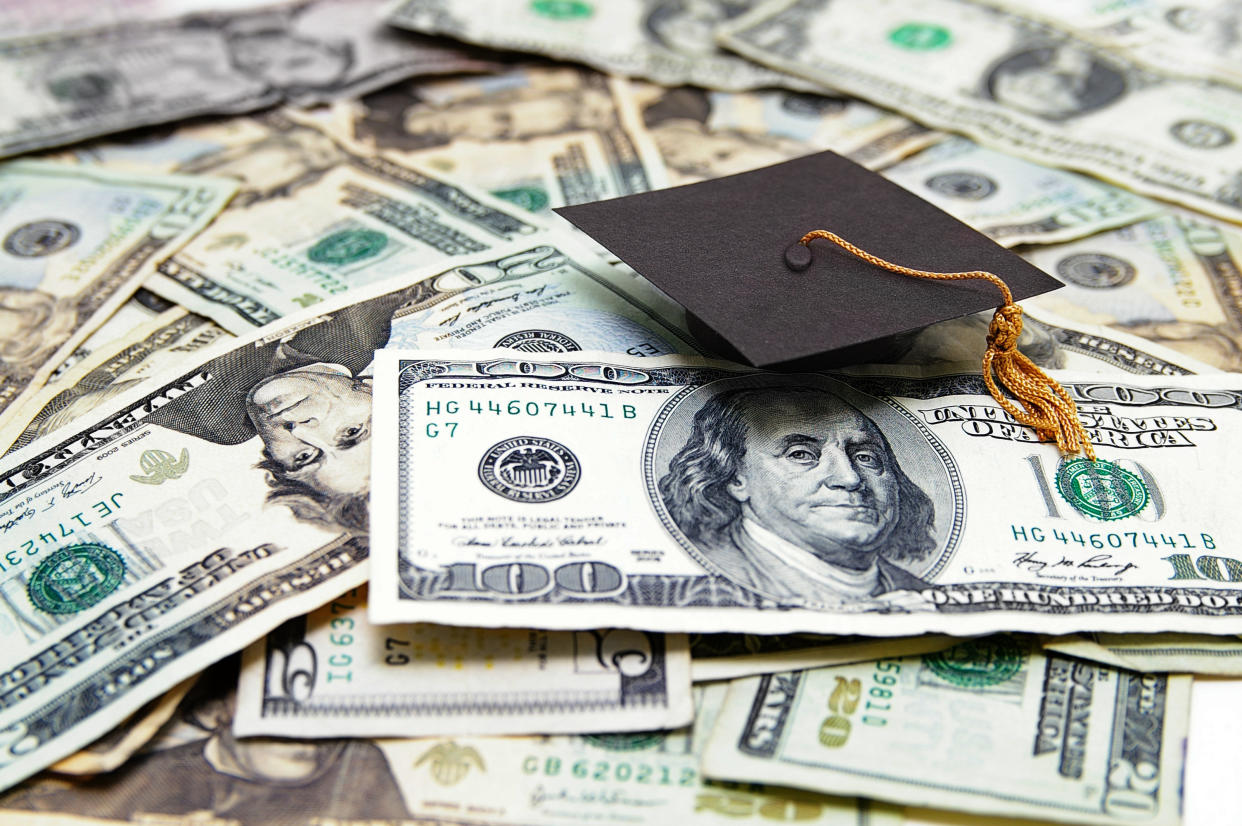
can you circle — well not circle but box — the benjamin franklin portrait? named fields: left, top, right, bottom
left=654, top=378, right=958, bottom=608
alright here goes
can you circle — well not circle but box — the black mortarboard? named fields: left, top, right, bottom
left=554, top=151, right=1062, bottom=370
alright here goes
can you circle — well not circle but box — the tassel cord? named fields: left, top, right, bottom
left=798, top=230, right=1096, bottom=461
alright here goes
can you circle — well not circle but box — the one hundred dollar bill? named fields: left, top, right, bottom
left=148, top=127, right=548, bottom=334
left=386, top=0, right=816, bottom=92
left=1044, top=632, right=1242, bottom=676
left=377, top=682, right=901, bottom=826
left=371, top=350, right=1242, bottom=636
left=718, top=0, right=1242, bottom=223
left=1026, top=211, right=1242, bottom=373
left=0, top=0, right=499, bottom=157
left=882, top=137, right=1162, bottom=247
left=0, top=237, right=693, bottom=792
left=235, top=585, right=692, bottom=738
left=0, top=161, right=235, bottom=436
left=701, top=637, right=1190, bottom=825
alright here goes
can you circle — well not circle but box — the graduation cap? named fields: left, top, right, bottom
left=555, top=150, right=1094, bottom=459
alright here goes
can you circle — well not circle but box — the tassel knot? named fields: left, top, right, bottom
left=986, top=304, right=1023, bottom=352
left=797, top=229, right=1096, bottom=461
left=981, top=302, right=1096, bottom=461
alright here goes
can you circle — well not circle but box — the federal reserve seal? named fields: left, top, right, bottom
left=28, top=543, right=126, bottom=615
left=4, top=220, right=81, bottom=258
left=494, top=330, right=582, bottom=353
left=923, top=637, right=1024, bottom=687
left=1057, top=457, right=1149, bottom=521
left=925, top=171, right=997, bottom=200
left=1055, top=252, right=1136, bottom=289
left=307, top=229, right=388, bottom=265
left=479, top=436, right=581, bottom=502
left=1170, top=119, right=1234, bottom=149
left=47, top=69, right=119, bottom=103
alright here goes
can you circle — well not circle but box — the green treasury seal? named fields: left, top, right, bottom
left=584, top=732, right=665, bottom=751
left=530, top=0, right=593, bottom=20
left=1056, top=457, right=1149, bottom=521
left=492, top=186, right=550, bottom=213
left=888, top=22, right=952, bottom=50
left=923, top=637, right=1024, bottom=687
left=307, top=229, right=388, bottom=265
left=28, top=543, right=126, bottom=615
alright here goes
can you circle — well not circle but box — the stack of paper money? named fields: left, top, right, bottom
left=0, top=1, right=1238, bottom=825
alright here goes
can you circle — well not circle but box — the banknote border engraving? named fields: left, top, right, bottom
left=737, top=670, right=802, bottom=759
left=251, top=621, right=677, bottom=726
left=1103, top=669, right=1169, bottom=816
left=5, top=311, right=220, bottom=457
left=5, top=536, right=364, bottom=772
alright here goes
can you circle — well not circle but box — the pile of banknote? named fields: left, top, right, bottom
left=1, top=1, right=1242, bottom=824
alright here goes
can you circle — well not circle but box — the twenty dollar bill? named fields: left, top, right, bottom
left=0, top=238, right=690, bottom=792
left=702, top=636, right=1189, bottom=825
left=0, top=161, right=235, bottom=435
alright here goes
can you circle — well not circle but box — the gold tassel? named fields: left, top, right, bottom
left=798, top=229, right=1096, bottom=461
